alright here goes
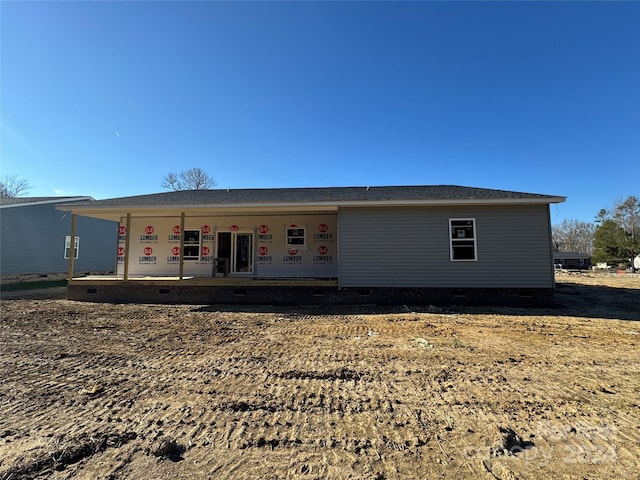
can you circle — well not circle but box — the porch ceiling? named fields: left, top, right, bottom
left=61, top=205, right=339, bottom=222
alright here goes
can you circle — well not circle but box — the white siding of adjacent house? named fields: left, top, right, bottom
left=338, top=204, right=554, bottom=288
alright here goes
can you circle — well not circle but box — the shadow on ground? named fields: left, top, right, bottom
left=0, top=286, right=67, bottom=301
left=193, top=282, right=639, bottom=322
left=462, top=282, right=640, bottom=322
left=2, top=281, right=637, bottom=322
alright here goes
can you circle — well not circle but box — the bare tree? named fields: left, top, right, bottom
left=161, top=168, right=216, bottom=191
left=0, top=175, right=31, bottom=198
left=552, top=219, right=596, bottom=255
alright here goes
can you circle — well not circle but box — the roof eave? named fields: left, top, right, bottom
left=57, top=196, right=566, bottom=212
left=3, top=196, right=95, bottom=209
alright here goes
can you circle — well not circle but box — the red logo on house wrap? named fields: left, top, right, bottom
left=318, top=224, right=329, bottom=233
left=202, top=225, right=211, bottom=234
left=318, top=245, right=328, bottom=255
left=119, top=225, right=126, bottom=235
left=144, top=247, right=153, bottom=256
left=259, top=246, right=268, bottom=255
left=173, top=225, right=180, bottom=234
left=145, top=225, right=154, bottom=235
left=118, top=247, right=125, bottom=256
left=230, top=225, right=239, bottom=232
left=288, top=248, right=298, bottom=255
left=172, top=246, right=180, bottom=256
left=259, top=225, right=269, bottom=234
left=202, top=246, right=210, bottom=256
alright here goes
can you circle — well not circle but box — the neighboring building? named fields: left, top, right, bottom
left=553, top=251, right=592, bottom=270
left=56, top=185, right=565, bottom=306
left=0, top=197, right=118, bottom=276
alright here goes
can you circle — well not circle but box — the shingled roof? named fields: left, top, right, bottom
left=61, top=185, right=564, bottom=207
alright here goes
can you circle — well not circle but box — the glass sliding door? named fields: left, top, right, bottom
left=217, top=231, right=253, bottom=274
left=234, top=233, right=253, bottom=273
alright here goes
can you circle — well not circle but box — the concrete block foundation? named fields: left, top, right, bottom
left=67, top=282, right=555, bottom=307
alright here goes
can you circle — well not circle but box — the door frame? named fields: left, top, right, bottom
left=217, top=231, right=254, bottom=275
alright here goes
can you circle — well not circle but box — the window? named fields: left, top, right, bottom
left=449, top=219, right=476, bottom=261
left=183, top=229, right=201, bottom=260
left=64, top=236, right=79, bottom=259
left=286, top=227, right=306, bottom=247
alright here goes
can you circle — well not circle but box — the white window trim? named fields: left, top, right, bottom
left=64, top=236, right=79, bottom=259
left=449, top=218, right=477, bottom=262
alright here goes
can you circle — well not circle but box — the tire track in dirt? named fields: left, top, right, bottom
left=122, top=333, right=429, bottom=479
left=0, top=430, right=138, bottom=480
left=1, top=285, right=639, bottom=479
left=405, top=331, right=640, bottom=480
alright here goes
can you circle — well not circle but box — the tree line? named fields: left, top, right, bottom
left=553, top=195, right=640, bottom=268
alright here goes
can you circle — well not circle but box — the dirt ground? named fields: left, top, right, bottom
left=1, top=273, right=638, bottom=480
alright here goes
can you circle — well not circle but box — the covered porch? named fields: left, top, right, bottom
left=62, top=205, right=339, bottom=281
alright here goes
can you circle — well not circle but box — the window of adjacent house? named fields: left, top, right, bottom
left=449, top=219, right=477, bottom=261
left=183, top=229, right=201, bottom=260
left=64, top=236, right=79, bottom=259
left=286, top=227, right=306, bottom=247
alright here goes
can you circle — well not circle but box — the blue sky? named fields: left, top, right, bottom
left=1, top=1, right=638, bottom=224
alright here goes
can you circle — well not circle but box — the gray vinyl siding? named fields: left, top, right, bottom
left=1, top=202, right=118, bottom=275
left=338, top=204, right=554, bottom=288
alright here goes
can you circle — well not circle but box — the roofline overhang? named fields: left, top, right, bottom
left=2, top=196, right=94, bottom=209
left=56, top=196, right=566, bottom=221
left=57, top=196, right=566, bottom=212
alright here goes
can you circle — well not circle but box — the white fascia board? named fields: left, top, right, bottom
left=183, top=197, right=566, bottom=208
left=57, top=195, right=566, bottom=220
left=60, top=195, right=566, bottom=211
left=3, top=197, right=94, bottom=209
left=320, top=197, right=567, bottom=207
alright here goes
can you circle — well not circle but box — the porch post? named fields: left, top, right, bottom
left=124, top=213, right=132, bottom=281
left=67, top=213, right=77, bottom=281
left=179, top=212, right=185, bottom=280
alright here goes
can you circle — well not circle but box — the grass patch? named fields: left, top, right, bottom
left=1, top=279, right=68, bottom=292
